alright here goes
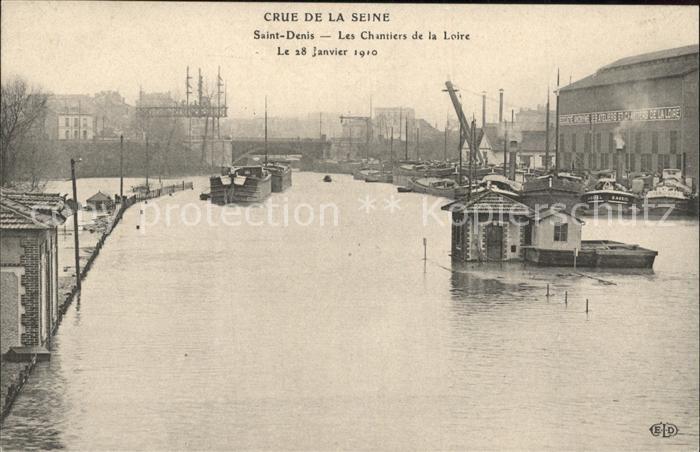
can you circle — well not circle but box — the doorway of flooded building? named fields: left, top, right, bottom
left=485, top=224, right=504, bottom=260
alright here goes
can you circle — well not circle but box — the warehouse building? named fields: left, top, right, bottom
left=558, top=44, right=699, bottom=185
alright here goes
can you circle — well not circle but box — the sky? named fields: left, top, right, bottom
left=1, top=2, right=698, bottom=126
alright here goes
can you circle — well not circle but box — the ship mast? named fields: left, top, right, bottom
left=264, top=96, right=268, bottom=165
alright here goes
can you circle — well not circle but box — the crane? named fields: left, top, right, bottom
left=444, top=81, right=485, bottom=166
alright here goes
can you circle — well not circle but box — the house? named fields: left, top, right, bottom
left=0, top=190, right=71, bottom=359
left=86, top=191, right=114, bottom=211
left=528, top=207, right=584, bottom=251
left=442, top=190, right=532, bottom=261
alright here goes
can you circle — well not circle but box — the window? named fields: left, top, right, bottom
left=584, top=133, right=591, bottom=153
left=64, top=117, right=69, bottom=127
left=575, top=153, right=584, bottom=170
left=65, top=130, right=69, bottom=139
left=74, top=117, right=79, bottom=127
left=74, top=130, right=79, bottom=139
left=635, top=131, right=642, bottom=153
left=588, top=152, right=596, bottom=170
left=670, top=130, right=678, bottom=154
left=571, top=133, right=577, bottom=152
left=82, top=117, right=87, bottom=127
left=608, top=132, right=614, bottom=152
left=629, top=153, right=637, bottom=172
left=554, top=223, right=568, bottom=242
left=651, top=132, right=659, bottom=154
left=82, top=130, right=87, bottom=139
left=600, top=153, right=610, bottom=169
left=659, top=154, right=670, bottom=169
left=596, top=133, right=602, bottom=153
left=641, top=154, right=652, bottom=171
left=521, top=155, right=531, bottom=168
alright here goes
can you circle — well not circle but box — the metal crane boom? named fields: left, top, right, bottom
left=444, top=81, right=484, bottom=165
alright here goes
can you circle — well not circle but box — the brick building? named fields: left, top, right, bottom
left=558, top=44, right=699, bottom=185
left=0, top=190, right=70, bottom=356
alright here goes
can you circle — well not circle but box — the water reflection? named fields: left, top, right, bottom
left=1, top=174, right=698, bottom=450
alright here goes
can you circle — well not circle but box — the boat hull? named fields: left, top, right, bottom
left=408, top=178, right=466, bottom=199
left=231, top=175, right=272, bottom=203
left=523, top=240, right=657, bottom=269
left=269, top=167, right=292, bottom=192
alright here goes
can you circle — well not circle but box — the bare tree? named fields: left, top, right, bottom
left=1, top=77, right=49, bottom=187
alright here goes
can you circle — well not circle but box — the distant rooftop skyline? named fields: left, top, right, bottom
left=2, top=3, right=697, bottom=126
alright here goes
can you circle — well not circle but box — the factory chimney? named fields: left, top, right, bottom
left=498, top=89, right=504, bottom=124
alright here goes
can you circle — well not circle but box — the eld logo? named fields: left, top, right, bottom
left=649, top=422, right=678, bottom=438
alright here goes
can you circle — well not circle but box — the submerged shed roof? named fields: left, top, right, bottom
left=87, top=191, right=112, bottom=202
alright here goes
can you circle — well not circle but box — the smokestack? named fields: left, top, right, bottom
left=498, top=89, right=504, bottom=124
left=481, top=91, right=486, bottom=128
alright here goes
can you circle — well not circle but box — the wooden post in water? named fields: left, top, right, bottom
left=546, top=284, right=550, bottom=297
left=586, top=299, right=589, bottom=313
left=565, top=291, right=568, bottom=304
left=573, top=247, right=578, bottom=270
left=423, top=237, right=427, bottom=261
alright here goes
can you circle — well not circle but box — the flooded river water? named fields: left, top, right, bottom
left=1, top=173, right=698, bottom=450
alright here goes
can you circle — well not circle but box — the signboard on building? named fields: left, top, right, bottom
left=559, top=106, right=681, bottom=126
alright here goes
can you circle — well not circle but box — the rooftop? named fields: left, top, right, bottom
left=441, top=189, right=532, bottom=215
left=560, top=44, right=699, bottom=92
left=0, top=190, right=70, bottom=230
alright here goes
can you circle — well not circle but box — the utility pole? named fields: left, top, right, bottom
left=458, top=120, right=463, bottom=188
left=555, top=68, right=561, bottom=174
left=70, top=158, right=81, bottom=291
left=119, top=135, right=124, bottom=200
left=416, top=127, right=420, bottom=161
left=545, top=86, right=550, bottom=171
left=145, top=136, right=150, bottom=191
left=405, top=116, right=409, bottom=160
left=444, top=119, right=448, bottom=162
left=503, top=123, right=509, bottom=178
left=390, top=126, right=394, bottom=163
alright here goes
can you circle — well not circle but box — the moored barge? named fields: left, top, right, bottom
left=523, top=240, right=657, bottom=269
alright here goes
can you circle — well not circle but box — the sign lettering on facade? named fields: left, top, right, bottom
left=559, top=106, right=681, bottom=126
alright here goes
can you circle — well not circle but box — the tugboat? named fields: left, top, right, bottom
left=643, top=168, right=693, bottom=215
left=408, top=177, right=467, bottom=199
left=581, top=171, right=637, bottom=213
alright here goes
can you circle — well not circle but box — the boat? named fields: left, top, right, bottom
left=228, top=166, right=272, bottom=203
left=323, top=175, right=332, bottom=182
left=581, top=172, right=637, bottom=213
left=199, top=191, right=210, bottom=201
left=365, top=171, right=393, bottom=183
left=393, top=161, right=454, bottom=187
left=521, top=172, right=585, bottom=210
left=265, top=162, right=292, bottom=192
left=353, top=168, right=380, bottom=181
left=397, top=186, right=412, bottom=193
left=471, top=174, right=522, bottom=198
left=408, top=177, right=467, bottom=199
left=643, top=169, right=693, bottom=215
left=523, top=240, right=657, bottom=269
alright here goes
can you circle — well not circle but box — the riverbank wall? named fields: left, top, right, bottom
left=0, top=181, right=194, bottom=423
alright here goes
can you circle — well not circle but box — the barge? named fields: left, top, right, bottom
left=266, top=163, right=292, bottom=192
left=409, top=177, right=467, bottom=199
left=523, top=240, right=657, bottom=269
